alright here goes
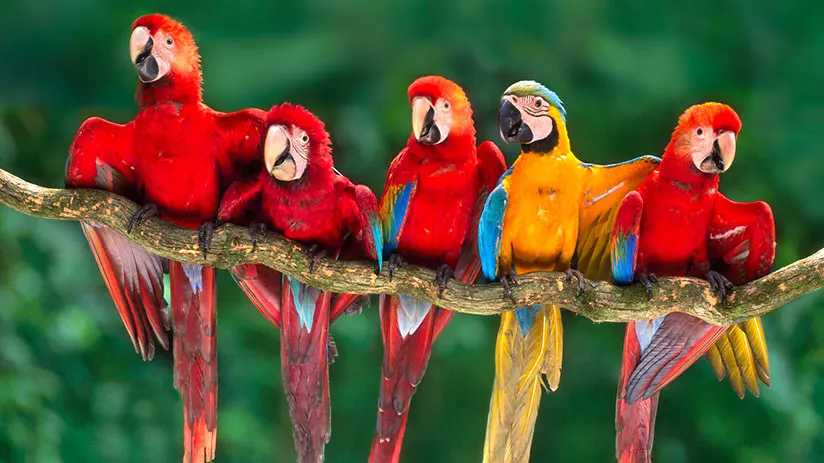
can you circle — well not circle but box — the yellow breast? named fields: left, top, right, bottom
left=501, top=152, right=584, bottom=273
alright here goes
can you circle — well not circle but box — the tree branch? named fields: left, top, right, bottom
left=1, top=167, right=822, bottom=325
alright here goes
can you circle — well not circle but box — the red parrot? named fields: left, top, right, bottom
left=610, top=103, right=775, bottom=463
left=370, top=76, right=506, bottom=463
left=64, top=14, right=266, bottom=463
left=206, top=103, right=381, bottom=463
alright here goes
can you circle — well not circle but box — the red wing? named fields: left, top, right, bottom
left=707, top=194, right=775, bottom=395
left=67, top=118, right=169, bottom=360
left=432, top=141, right=506, bottom=341
left=66, top=117, right=137, bottom=192
left=624, top=313, right=726, bottom=403
left=708, top=194, right=776, bottom=285
left=212, top=108, right=267, bottom=188
left=336, top=177, right=382, bottom=262
left=230, top=264, right=283, bottom=328
left=82, top=223, right=169, bottom=360
left=475, top=140, right=508, bottom=192
left=217, top=175, right=264, bottom=225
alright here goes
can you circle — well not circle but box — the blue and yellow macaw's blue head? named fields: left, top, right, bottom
left=498, top=80, right=570, bottom=154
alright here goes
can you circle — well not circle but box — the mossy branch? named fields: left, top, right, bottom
left=1, top=167, right=822, bottom=325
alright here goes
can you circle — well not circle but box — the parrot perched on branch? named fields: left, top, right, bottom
left=477, top=80, right=660, bottom=463
left=370, top=76, right=506, bottom=463
left=64, top=14, right=266, bottom=463
left=201, top=103, right=382, bottom=463
left=611, top=102, right=775, bottom=463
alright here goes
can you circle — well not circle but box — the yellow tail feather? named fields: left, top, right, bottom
left=484, top=306, right=563, bottom=463
left=706, top=343, right=726, bottom=381
left=544, top=305, right=563, bottom=391
left=715, top=332, right=745, bottom=398
left=727, top=325, right=760, bottom=396
left=740, top=317, right=770, bottom=386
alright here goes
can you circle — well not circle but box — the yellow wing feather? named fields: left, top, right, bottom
left=575, top=156, right=660, bottom=280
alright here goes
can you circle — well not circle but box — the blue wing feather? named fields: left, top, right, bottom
left=478, top=167, right=513, bottom=281
left=380, top=182, right=415, bottom=258
left=611, top=233, right=637, bottom=284
left=610, top=191, right=644, bottom=285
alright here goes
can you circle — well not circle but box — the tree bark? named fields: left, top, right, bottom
left=1, top=167, right=821, bottom=325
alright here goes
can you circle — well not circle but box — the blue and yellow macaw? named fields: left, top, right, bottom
left=478, top=80, right=660, bottom=462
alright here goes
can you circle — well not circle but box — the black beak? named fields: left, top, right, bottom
left=710, top=139, right=724, bottom=171
left=418, top=106, right=441, bottom=144
left=133, top=37, right=159, bottom=82
left=498, top=100, right=533, bottom=143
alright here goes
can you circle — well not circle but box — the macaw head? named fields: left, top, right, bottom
left=407, top=76, right=475, bottom=146
left=264, top=103, right=333, bottom=183
left=666, top=102, right=742, bottom=175
left=498, top=80, right=569, bottom=153
left=131, top=14, right=202, bottom=101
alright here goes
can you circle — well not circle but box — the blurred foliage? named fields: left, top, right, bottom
left=1, top=0, right=824, bottom=462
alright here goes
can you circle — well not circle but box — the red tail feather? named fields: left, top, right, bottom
left=616, top=323, right=657, bottom=463
left=282, top=282, right=333, bottom=463
left=369, top=296, right=439, bottom=463
left=170, top=262, right=217, bottom=463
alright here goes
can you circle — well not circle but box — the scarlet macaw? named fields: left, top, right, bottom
left=370, top=76, right=506, bottom=462
left=64, top=14, right=266, bottom=463
left=201, top=103, right=381, bottom=463
left=611, top=102, right=775, bottom=463
left=478, top=80, right=660, bottom=462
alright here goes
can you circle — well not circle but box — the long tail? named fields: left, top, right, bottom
left=483, top=304, right=562, bottom=463
left=616, top=322, right=657, bottom=463
left=281, top=276, right=333, bottom=463
left=170, top=261, right=217, bottom=463
left=369, top=295, right=445, bottom=463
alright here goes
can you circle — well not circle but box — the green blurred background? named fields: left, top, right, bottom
left=1, top=1, right=823, bottom=462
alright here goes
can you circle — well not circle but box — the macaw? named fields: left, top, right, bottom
left=64, top=14, right=267, bottom=463
left=200, top=103, right=381, bottom=463
left=478, top=80, right=661, bottom=463
left=611, top=102, right=775, bottom=463
left=370, top=76, right=506, bottom=463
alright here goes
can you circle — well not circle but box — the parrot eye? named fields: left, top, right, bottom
left=696, top=128, right=704, bottom=136
left=534, top=98, right=543, bottom=108
left=301, top=134, right=309, bottom=143
left=166, top=37, right=174, bottom=47
left=443, top=101, right=451, bottom=110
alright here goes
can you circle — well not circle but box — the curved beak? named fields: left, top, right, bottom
left=698, top=130, right=736, bottom=174
left=265, top=125, right=292, bottom=178
left=498, top=99, right=533, bottom=144
left=411, top=97, right=440, bottom=144
left=265, top=125, right=307, bottom=182
left=130, top=26, right=168, bottom=83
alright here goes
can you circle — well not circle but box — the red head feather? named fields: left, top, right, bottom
left=661, top=102, right=743, bottom=183
left=132, top=14, right=202, bottom=106
left=675, top=102, right=742, bottom=136
left=408, top=76, right=475, bottom=138
left=267, top=103, right=334, bottom=172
